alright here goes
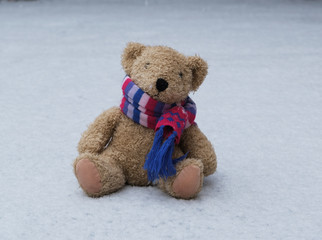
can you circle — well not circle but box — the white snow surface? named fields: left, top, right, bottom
left=1, top=0, right=322, bottom=239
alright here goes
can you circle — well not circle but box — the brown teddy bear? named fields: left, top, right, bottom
left=73, top=42, right=217, bottom=199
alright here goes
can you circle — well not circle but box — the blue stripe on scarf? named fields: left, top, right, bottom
left=133, top=107, right=141, bottom=124
left=185, top=97, right=197, bottom=115
left=125, top=80, right=134, bottom=96
left=132, top=89, right=144, bottom=123
left=154, top=101, right=165, bottom=116
left=133, top=88, right=144, bottom=108
left=123, top=98, right=129, bottom=115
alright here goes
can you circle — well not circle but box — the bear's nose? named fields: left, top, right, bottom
left=156, top=78, right=168, bottom=92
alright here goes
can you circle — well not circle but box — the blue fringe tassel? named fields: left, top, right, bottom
left=144, top=126, right=187, bottom=182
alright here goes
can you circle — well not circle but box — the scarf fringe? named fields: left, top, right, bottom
left=144, top=126, right=189, bottom=182
left=143, top=126, right=176, bottom=181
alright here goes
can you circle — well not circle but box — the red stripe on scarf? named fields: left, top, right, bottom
left=145, top=97, right=158, bottom=128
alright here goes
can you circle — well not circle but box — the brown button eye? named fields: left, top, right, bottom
left=179, top=72, right=183, bottom=78
left=144, top=63, right=150, bottom=69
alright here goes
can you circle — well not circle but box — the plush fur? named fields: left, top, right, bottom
left=73, top=42, right=217, bottom=199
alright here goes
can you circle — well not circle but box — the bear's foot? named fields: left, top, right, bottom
left=75, top=158, right=102, bottom=196
left=172, top=165, right=201, bottom=199
left=74, top=153, right=126, bottom=197
left=158, top=158, right=204, bottom=199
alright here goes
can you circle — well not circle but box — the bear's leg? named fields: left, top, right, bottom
left=73, top=153, right=125, bottom=197
left=158, top=158, right=204, bottom=199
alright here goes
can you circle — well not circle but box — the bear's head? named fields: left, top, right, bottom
left=121, top=42, right=208, bottom=104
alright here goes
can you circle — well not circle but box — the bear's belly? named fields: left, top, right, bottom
left=103, top=114, right=184, bottom=185
left=111, top=114, right=155, bottom=159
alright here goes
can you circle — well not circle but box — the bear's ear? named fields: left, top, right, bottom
left=187, top=55, right=208, bottom=91
left=121, top=42, right=146, bottom=75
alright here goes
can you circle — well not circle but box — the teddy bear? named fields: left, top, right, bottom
left=73, top=42, right=217, bottom=199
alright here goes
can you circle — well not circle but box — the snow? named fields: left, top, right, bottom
left=1, top=0, right=322, bottom=239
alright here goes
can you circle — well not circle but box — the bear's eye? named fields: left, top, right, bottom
left=179, top=72, right=183, bottom=78
left=144, top=62, right=150, bottom=69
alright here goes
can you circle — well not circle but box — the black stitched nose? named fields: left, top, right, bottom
left=156, top=78, right=168, bottom=92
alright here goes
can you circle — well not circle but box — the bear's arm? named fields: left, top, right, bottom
left=179, top=124, right=217, bottom=176
left=77, top=107, right=122, bottom=154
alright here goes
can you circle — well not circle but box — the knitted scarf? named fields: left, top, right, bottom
left=120, top=76, right=196, bottom=182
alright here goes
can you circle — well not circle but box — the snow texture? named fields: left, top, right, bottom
left=1, top=0, right=322, bottom=239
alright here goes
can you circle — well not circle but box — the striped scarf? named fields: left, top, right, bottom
left=120, top=76, right=197, bottom=181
